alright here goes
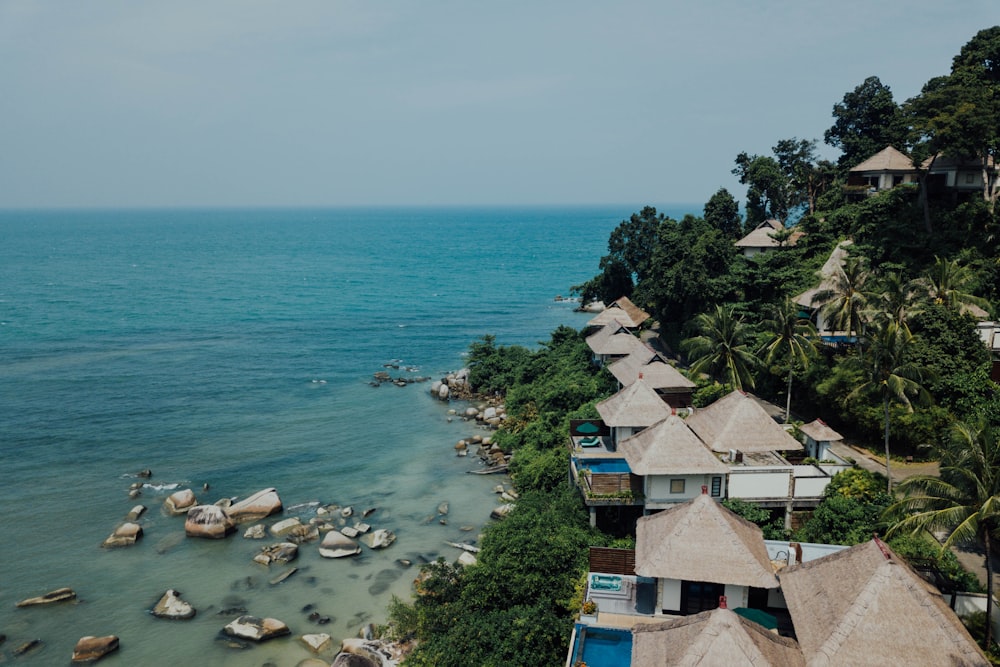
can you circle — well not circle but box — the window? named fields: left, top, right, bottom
left=966, top=173, right=975, bottom=184
left=711, top=476, right=722, bottom=497
left=670, top=479, right=685, bottom=494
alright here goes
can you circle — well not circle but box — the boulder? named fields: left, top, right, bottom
left=184, top=505, right=234, bottom=539
left=319, top=531, right=361, bottom=558
left=243, top=524, right=267, bottom=539
left=437, top=384, right=449, bottom=400
left=301, top=633, right=332, bottom=653
left=253, top=542, right=299, bottom=566
left=151, top=589, right=196, bottom=620
left=332, top=653, right=378, bottom=667
left=456, top=551, right=478, bottom=567
left=16, top=587, right=76, bottom=607
left=71, top=635, right=119, bottom=663
left=102, top=522, right=143, bottom=548
left=126, top=504, right=147, bottom=521
left=490, top=504, right=515, bottom=520
left=226, top=488, right=283, bottom=523
left=287, top=524, right=320, bottom=543
left=437, top=501, right=449, bottom=516
left=341, top=506, right=354, bottom=518
left=269, top=517, right=302, bottom=537
left=340, top=525, right=361, bottom=538
left=340, top=638, right=391, bottom=666
left=223, top=615, right=290, bottom=643
left=164, top=489, right=197, bottom=515
left=353, top=522, right=371, bottom=534
left=360, top=529, right=396, bottom=550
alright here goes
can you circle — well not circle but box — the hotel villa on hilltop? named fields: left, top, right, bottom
left=559, top=293, right=995, bottom=666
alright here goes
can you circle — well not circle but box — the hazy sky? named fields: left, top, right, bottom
left=1, top=1, right=996, bottom=209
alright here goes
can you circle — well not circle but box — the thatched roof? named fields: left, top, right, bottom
left=619, top=414, right=728, bottom=475
left=849, top=145, right=914, bottom=173
left=595, top=378, right=672, bottom=428
left=585, top=321, right=647, bottom=357
left=779, top=539, right=988, bottom=666
left=635, top=493, right=778, bottom=588
left=794, top=240, right=853, bottom=308
left=798, top=419, right=843, bottom=444
left=608, top=351, right=696, bottom=391
left=686, top=391, right=803, bottom=453
left=735, top=219, right=805, bottom=249
left=586, top=296, right=650, bottom=329
left=632, top=608, right=805, bottom=667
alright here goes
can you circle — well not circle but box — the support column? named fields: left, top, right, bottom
left=590, top=506, right=597, bottom=528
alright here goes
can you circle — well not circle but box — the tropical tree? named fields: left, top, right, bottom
left=921, top=255, right=992, bottom=315
left=885, top=420, right=1000, bottom=648
left=848, top=320, right=932, bottom=493
left=703, top=188, right=743, bottom=239
left=824, top=75, right=908, bottom=169
left=871, top=270, right=923, bottom=329
left=813, top=255, right=874, bottom=342
left=681, top=305, right=758, bottom=391
left=758, top=298, right=818, bottom=422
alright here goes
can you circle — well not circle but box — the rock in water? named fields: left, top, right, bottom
left=437, top=501, right=449, bottom=515
left=360, top=529, right=396, bottom=550
left=319, top=531, right=361, bottom=558
left=301, top=633, right=332, bottom=653
left=71, top=635, right=119, bottom=663
left=243, top=524, right=267, bottom=539
left=253, top=542, right=299, bottom=566
left=151, top=589, right=196, bottom=619
left=332, top=653, right=378, bottom=667
left=126, top=504, right=147, bottom=521
left=185, top=505, right=234, bottom=539
left=269, top=517, right=303, bottom=537
left=226, top=488, right=283, bottom=523
left=102, top=522, right=143, bottom=548
left=222, top=615, right=290, bottom=642
left=164, top=489, right=197, bottom=515
left=16, top=587, right=76, bottom=607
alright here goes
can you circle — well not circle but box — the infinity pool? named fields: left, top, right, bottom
left=570, top=624, right=633, bottom=667
left=577, top=458, right=631, bottom=473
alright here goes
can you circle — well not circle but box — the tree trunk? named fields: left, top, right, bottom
left=784, top=368, right=793, bottom=424
left=884, top=396, right=892, bottom=495
left=986, top=529, right=994, bottom=650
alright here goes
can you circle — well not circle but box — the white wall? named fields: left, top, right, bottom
left=646, top=474, right=723, bottom=504
left=728, top=469, right=790, bottom=499
left=724, top=584, right=748, bottom=609
left=660, top=578, right=681, bottom=612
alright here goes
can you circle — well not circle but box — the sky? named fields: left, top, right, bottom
left=1, top=1, right=997, bottom=209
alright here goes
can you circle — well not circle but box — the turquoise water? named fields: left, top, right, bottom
left=570, top=624, right=634, bottom=667
left=0, top=206, right=693, bottom=665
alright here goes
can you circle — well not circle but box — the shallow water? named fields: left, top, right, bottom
left=0, top=205, right=693, bottom=665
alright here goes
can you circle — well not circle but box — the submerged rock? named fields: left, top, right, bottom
left=126, top=504, right=147, bottom=521
left=71, top=635, right=119, bottom=663
left=151, top=589, right=196, bottom=620
left=270, top=517, right=303, bottom=537
left=223, top=615, right=290, bottom=642
left=301, top=633, right=332, bottom=653
left=243, top=524, right=267, bottom=539
left=253, top=542, right=299, bottom=566
left=185, top=505, right=235, bottom=539
left=360, top=529, right=396, bottom=550
left=16, top=587, right=76, bottom=607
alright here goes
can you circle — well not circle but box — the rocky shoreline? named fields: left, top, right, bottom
left=10, top=365, right=515, bottom=665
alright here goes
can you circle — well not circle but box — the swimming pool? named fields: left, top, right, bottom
left=577, top=458, right=631, bottom=474
left=570, top=624, right=633, bottom=667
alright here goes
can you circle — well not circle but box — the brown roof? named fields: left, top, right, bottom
left=595, top=378, right=673, bottom=428
left=632, top=608, right=805, bottom=667
left=585, top=322, right=648, bottom=357
left=735, top=219, right=805, bottom=249
left=798, top=419, right=843, bottom=443
left=635, top=493, right=779, bottom=588
left=619, top=414, right=728, bottom=475
left=849, top=145, right=915, bottom=173
left=607, top=350, right=696, bottom=391
left=685, top=391, right=803, bottom=453
left=779, top=539, right=988, bottom=666
left=586, top=296, right=650, bottom=329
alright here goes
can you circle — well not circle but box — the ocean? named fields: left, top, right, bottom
left=0, top=205, right=693, bottom=665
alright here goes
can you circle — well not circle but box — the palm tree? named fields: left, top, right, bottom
left=847, top=320, right=932, bottom=494
left=759, top=298, right=818, bottom=422
left=681, top=305, right=758, bottom=391
left=922, top=255, right=992, bottom=315
left=885, top=421, right=1000, bottom=648
left=813, top=255, right=874, bottom=343
left=871, top=270, right=923, bottom=330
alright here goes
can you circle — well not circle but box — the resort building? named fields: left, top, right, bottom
left=585, top=321, right=649, bottom=366
left=586, top=296, right=651, bottom=331
left=847, top=145, right=919, bottom=194
left=793, top=240, right=854, bottom=341
left=845, top=144, right=998, bottom=204
left=606, top=350, right=695, bottom=408
left=567, top=496, right=990, bottom=667
left=734, top=219, right=804, bottom=258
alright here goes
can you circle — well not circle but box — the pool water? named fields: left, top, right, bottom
left=571, top=624, right=633, bottom=667
left=578, top=458, right=631, bottom=474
